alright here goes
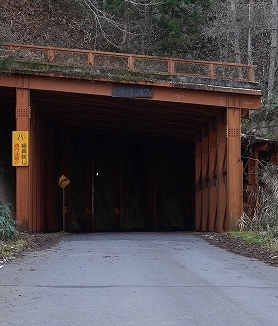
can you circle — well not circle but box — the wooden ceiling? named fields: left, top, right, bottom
left=30, top=89, right=221, bottom=143
left=0, top=87, right=16, bottom=119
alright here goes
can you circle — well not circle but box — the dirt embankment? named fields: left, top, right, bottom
left=200, top=233, right=278, bottom=267
left=1, top=0, right=95, bottom=49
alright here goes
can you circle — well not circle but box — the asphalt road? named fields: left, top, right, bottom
left=1, top=233, right=278, bottom=326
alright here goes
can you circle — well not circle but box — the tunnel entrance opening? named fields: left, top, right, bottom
left=53, top=129, right=195, bottom=232
left=0, top=70, right=261, bottom=233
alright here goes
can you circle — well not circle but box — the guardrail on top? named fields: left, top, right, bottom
left=3, top=43, right=256, bottom=83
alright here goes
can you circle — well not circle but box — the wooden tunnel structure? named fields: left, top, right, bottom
left=0, top=44, right=262, bottom=232
left=242, top=137, right=278, bottom=218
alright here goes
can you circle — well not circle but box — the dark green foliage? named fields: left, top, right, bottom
left=0, top=203, right=18, bottom=239
left=156, top=0, right=211, bottom=56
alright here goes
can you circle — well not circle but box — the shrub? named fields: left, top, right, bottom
left=0, top=203, right=18, bottom=239
left=238, top=163, right=278, bottom=245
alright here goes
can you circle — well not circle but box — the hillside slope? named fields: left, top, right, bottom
left=1, top=0, right=94, bottom=49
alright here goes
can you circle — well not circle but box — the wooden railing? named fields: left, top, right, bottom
left=3, top=43, right=256, bottom=82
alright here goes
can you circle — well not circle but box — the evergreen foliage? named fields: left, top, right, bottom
left=0, top=204, right=18, bottom=239
left=157, top=0, right=211, bottom=56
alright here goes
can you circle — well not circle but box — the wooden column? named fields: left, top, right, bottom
left=208, top=121, right=217, bottom=231
left=195, top=135, right=202, bottom=231
left=248, top=145, right=258, bottom=186
left=84, top=157, right=94, bottom=232
left=227, top=96, right=243, bottom=230
left=114, top=143, right=123, bottom=231
left=16, top=84, right=31, bottom=231
left=148, top=157, right=157, bottom=231
left=60, top=133, right=71, bottom=231
left=30, top=106, right=42, bottom=232
left=44, top=127, right=55, bottom=231
left=201, top=129, right=209, bottom=231
left=216, top=112, right=227, bottom=232
left=270, top=144, right=278, bottom=164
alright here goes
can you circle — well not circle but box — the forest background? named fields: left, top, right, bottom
left=1, top=0, right=278, bottom=248
left=0, top=0, right=278, bottom=134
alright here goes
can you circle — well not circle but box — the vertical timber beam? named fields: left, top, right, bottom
left=114, top=142, right=123, bottom=231
left=227, top=96, right=243, bottom=230
left=30, top=106, right=42, bottom=232
left=148, top=155, right=157, bottom=231
left=201, top=129, right=209, bottom=231
left=84, top=157, right=94, bottom=232
left=44, top=127, right=55, bottom=231
left=16, top=81, right=31, bottom=231
left=60, top=133, right=71, bottom=231
left=216, top=112, right=227, bottom=232
left=245, top=144, right=258, bottom=218
left=195, top=135, right=202, bottom=231
left=248, top=144, right=258, bottom=186
left=208, top=121, right=217, bottom=231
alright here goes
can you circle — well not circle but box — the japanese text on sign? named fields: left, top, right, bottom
left=112, top=85, right=153, bottom=98
left=12, top=131, right=29, bottom=166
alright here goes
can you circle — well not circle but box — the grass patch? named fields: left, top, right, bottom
left=231, top=231, right=278, bottom=250
left=0, top=238, right=27, bottom=259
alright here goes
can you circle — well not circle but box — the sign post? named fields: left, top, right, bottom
left=59, top=175, right=70, bottom=232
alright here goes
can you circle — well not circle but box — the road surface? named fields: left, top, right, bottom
left=1, top=233, right=278, bottom=325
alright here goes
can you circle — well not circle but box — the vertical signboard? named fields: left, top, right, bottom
left=12, top=131, right=29, bottom=166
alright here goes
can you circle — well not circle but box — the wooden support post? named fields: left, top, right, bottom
left=248, top=145, right=258, bottom=186
left=16, top=85, right=31, bottom=231
left=114, top=143, right=123, bottom=231
left=245, top=144, right=258, bottom=218
left=195, top=135, right=202, bottom=231
left=216, top=112, right=227, bottom=232
left=227, top=96, right=243, bottom=230
left=84, top=157, right=94, bottom=232
left=201, top=130, right=209, bottom=231
left=30, top=107, right=41, bottom=232
left=208, top=122, right=217, bottom=231
left=44, top=127, right=55, bottom=231
left=148, top=157, right=157, bottom=231
left=60, top=133, right=71, bottom=231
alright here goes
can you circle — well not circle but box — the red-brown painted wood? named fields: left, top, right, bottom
left=201, top=130, right=209, bottom=231
left=227, top=98, right=243, bottom=230
left=15, top=84, right=30, bottom=231
left=208, top=122, right=217, bottom=231
left=148, top=157, right=157, bottom=231
left=216, top=113, right=227, bottom=232
left=195, top=136, right=202, bottom=231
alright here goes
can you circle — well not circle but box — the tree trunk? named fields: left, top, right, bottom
left=247, top=0, right=253, bottom=65
left=230, top=0, right=242, bottom=64
left=267, top=0, right=278, bottom=104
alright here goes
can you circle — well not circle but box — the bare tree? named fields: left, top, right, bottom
left=230, top=0, right=242, bottom=64
left=83, top=0, right=158, bottom=52
left=203, top=0, right=278, bottom=101
left=247, top=0, right=253, bottom=65
left=267, top=0, right=278, bottom=104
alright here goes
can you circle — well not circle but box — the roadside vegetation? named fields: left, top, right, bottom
left=236, top=163, right=278, bottom=251
left=0, top=203, right=27, bottom=263
left=231, top=232, right=278, bottom=251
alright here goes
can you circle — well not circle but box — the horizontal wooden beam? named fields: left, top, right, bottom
left=0, top=75, right=261, bottom=109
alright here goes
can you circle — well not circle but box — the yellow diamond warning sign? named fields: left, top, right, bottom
left=59, top=175, right=71, bottom=189
left=12, top=131, right=29, bottom=166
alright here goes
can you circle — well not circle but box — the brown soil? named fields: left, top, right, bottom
left=17, top=232, right=69, bottom=252
left=199, top=232, right=278, bottom=267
